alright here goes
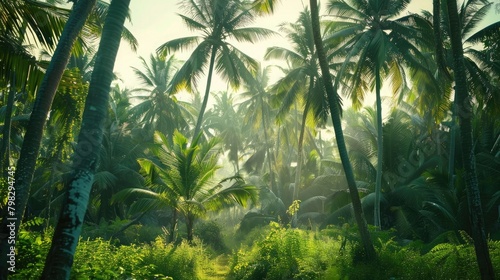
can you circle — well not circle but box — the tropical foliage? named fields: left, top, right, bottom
left=0, top=0, right=498, bottom=278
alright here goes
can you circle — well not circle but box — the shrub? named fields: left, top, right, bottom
left=195, top=220, right=228, bottom=252
left=229, top=222, right=341, bottom=280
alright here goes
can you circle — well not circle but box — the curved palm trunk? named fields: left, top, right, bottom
left=293, top=78, right=314, bottom=202
left=309, top=0, right=375, bottom=260
left=192, top=46, right=218, bottom=140
left=374, top=64, right=383, bottom=229
left=41, top=0, right=130, bottom=278
left=445, top=0, right=494, bottom=278
left=0, top=1, right=96, bottom=279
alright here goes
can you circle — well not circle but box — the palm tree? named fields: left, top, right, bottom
left=130, top=54, right=192, bottom=139
left=115, top=131, right=258, bottom=242
left=326, top=0, right=434, bottom=228
left=438, top=0, right=500, bottom=188
left=265, top=7, right=329, bottom=202
left=445, top=0, right=494, bottom=278
left=0, top=1, right=97, bottom=278
left=309, top=0, right=375, bottom=260
left=156, top=0, right=275, bottom=139
left=204, top=91, right=244, bottom=173
left=239, top=65, right=278, bottom=194
left=41, top=0, right=130, bottom=277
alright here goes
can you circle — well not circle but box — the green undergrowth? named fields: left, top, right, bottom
left=12, top=222, right=500, bottom=280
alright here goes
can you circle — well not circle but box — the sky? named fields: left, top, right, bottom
left=113, top=0, right=499, bottom=104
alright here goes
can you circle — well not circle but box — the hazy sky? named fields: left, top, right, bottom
left=113, top=0, right=499, bottom=99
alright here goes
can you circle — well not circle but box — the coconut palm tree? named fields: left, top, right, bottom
left=265, top=7, right=330, bottom=202
left=439, top=0, right=500, bottom=188
left=41, top=0, right=130, bottom=277
left=309, top=0, right=375, bottom=260
left=326, top=0, right=435, bottom=228
left=239, top=65, right=278, bottom=194
left=130, top=54, right=192, bottom=139
left=115, top=130, right=258, bottom=242
left=445, top=0, right=494, bottom=278
left=0, top=1, right=97, bottom=278
left=156, top=0, right=275, bottom=139
left=204, top=91, right=244, bottom=173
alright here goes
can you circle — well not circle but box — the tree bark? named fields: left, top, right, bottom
left=41, top=0, right=130, bottom=278
left=169, top=208, right=178, bottom=243
left=0, top=1, right=96, bottom=279
left=309, top=0, right=375, bottom=260
left=374, top=64, right=383, bottom=229
left=192, top=45, right=218, bottom=139
left=293, top=80, right=313, bottom=202
left=186, top=214, right=195, bottom=242
left=445, top=0, right=494, bottom=279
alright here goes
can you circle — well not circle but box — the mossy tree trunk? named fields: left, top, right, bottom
left=41, top=0, right=130, bottom=278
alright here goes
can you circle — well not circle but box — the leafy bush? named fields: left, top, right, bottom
left=195, top=220, right=228, bottom=252
left=13, top=232, right=212, bottom=279
left=141, top=237, right=207, bottom=279
left=12, top=224, right=500, bottom=280
left=229, top=222, right=341, bottom=280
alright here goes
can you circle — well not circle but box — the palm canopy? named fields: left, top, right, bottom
left=326, top=0, right=435, bottom=107
left=114, top=130, right=258, bottom=241
left=156, top=0, right=276, bottom=138
left=0, top=0, right=69, bottom=90
left=157, top=0, right=276, bottom=93
left=130, top=54, right=192, bottom=138
left=265, top=7, right=332, bottom=124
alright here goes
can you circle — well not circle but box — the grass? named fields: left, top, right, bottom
left=11, top=222, right=500, bottom=280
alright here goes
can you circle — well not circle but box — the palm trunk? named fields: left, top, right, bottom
left=309, top=0, right=375, bottom=260
left=448, top=104, right=457, bottom=188
left=433, top=0, right=449, bottom=78
left=41, top=0, right=130, bottom=278
left=261, top=94, right=277, bottom=195
left=374, top=65, right=383, bottom=229
left=169, top=208, right=178, bottom=243
left=192, top=45, right=218, bottom=139
left=445, top=0, right=494, bottom=278
left=0, top=1, right=96, bottom=279
left=293, top=79, right=313, bottom=202
left=186, top=214, right=195, bottom=242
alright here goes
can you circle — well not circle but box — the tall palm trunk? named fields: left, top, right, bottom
left=0, top=1, right=96, bottom=279
left=445, top=0, right=494, bottom=278
left=41, top=0, right=130, bottom=278
left=192, top=45, right=218, bottom=139
left=374, top=64, right=383, bottom=229
left=169, top=208, right=178, bottom=243
left=293, top=78, right=314, bottom=201
left=260, top=94, right=277, bottom=194
left=309, top=0, right=375, bottom=260
left=186, top=214, right=195, bottom=242
left=433, top=0, right=455, bottom=185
